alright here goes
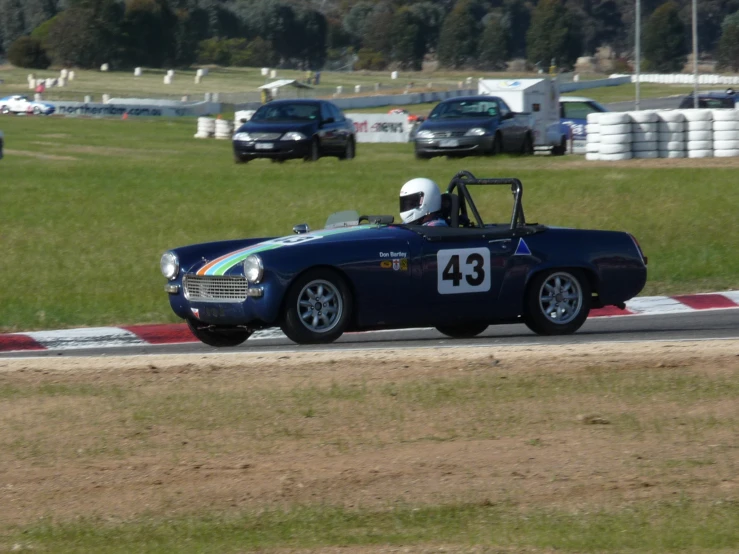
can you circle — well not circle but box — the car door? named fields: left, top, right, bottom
left=417, top=230, right=515, bottom=325
left=497, top=99, right=521, bottom=151
left=329, top=104, right=350, bottom=150
left=9, top=96, right=25, bottom=113
left=318, top=102, right=340, bottom=153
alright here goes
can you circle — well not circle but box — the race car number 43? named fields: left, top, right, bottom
left=437, top=248, right=491, bottom=294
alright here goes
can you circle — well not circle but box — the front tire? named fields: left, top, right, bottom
left=187, top=319, right=252, bottom=347
left=488, top=133, right=502, bottom=155
left=436, top=323, right=489, bottom=339
left=521, top=133, right=534, bottom=155
left=338, top=137, right=355, bottom=160
left=552, top=138, right=567, bottom=156
left=281, top=269, right=352, bottom=344
left=234, top=153, right=249, bottom=164
left=524, top=269, right=591, bottom=335
left=304, top=138, right=320, bottom=162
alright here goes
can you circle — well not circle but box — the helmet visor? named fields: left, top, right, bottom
left=399, top=192, right=424, bottom=214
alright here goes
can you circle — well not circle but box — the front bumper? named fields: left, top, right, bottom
left=414, top=135, right=493, bottom=157
left=233, top=139, right=312, bottom=161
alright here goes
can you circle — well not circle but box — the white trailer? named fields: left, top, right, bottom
left=478, top=78, right=568, bottom=154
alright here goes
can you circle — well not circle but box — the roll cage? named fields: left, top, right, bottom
left=444, top=170, right=526, bottom=230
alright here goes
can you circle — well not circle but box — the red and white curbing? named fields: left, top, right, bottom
left=1, top=292, right=738, bottom=353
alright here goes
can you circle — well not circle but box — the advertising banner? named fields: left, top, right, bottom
left=345, top=113, right=411, bottom=143
left=50, top=101, right=220, bottom=118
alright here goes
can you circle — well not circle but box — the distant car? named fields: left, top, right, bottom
left=232, top=99, right=356, bottom=163
left=413, top=96, right=534, bottom=159
left=0, top=95, right=55, bottom=115
left=559, top=96, right=609, bottom=142
left=161, top=170, right=647, bottom=346
left=678, top=89, right=737, bottom=109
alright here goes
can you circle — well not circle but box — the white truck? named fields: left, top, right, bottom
left=478, top=78, right=569, bottom=155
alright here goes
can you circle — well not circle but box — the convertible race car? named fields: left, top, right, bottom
left=0, top=95, right=55, bottom=115
left=161, top=171, right=647, bottom=346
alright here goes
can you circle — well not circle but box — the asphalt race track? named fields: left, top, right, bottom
left=1, top=309, right=737, bottom=359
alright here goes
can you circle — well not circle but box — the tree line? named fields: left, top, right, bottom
left=2, top=0, right=739, bottom=72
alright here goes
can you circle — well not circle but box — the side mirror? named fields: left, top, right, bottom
left=293, top=223, right=310, bottom=234
left=502, top=112, right=514, bottom=120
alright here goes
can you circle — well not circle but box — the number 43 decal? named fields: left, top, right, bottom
left=437, top=248, right=491, bottom=294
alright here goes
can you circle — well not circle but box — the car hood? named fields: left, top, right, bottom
left=237, top=121, right=316, bottom=135
left=194, top=224, right=412, bottom=276
left=419, top=117, right=493, bottom=132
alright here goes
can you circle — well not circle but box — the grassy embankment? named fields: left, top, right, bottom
left=1, top=115, right=737, bottom=332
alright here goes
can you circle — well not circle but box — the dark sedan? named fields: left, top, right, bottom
left=232, top=99, right=356, bottom=163
left=413, top=96, right=534, bottom=160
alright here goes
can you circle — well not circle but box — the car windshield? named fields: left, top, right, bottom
left=251, top=103, right=320, bottom=122
left=429, top=100, right=498, bottom=119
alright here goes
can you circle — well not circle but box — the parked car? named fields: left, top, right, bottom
left=161, top=171, right=647, bottom=346
left=412, top=96, right=534, bottom=159
left=232, top=99, right=356, bottom=163
left=678, top=89, right=736, bottom=109
left=0, top=95, right=55, bottom=115
left=559, top=96, right=609, bottom=142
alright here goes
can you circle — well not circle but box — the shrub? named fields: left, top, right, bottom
left=7, top=36, right=50, bottom=69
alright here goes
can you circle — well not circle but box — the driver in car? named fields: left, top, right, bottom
left=399, top=178, right=448, bottom=227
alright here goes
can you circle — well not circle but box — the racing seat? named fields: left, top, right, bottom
left=439, top=193, right=460, bottom=227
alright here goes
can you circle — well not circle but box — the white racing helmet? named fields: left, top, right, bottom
left=399, top=178, right=441, bottom=224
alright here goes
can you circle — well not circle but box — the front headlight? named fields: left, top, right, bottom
left=160, top=251, right=179, bottom=280
left=282, top=131, right=307, bottom=141
left=465, top=127, right=487, bottom=136
left=233, top=132, right=252, bottom=141
left=244, top=254, right=264, bottom=284
left=415, top=130, right=434, bottom=139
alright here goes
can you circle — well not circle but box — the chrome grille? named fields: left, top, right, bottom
left=252, top=132, right=282, bottom=141
left=433, top=131, right=466, bottom=138
left=184, top=275, right=248, bottom=302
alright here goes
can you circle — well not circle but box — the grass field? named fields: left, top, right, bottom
left=1, top=115, right=738, bottom=332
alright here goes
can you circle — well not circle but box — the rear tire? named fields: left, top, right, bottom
left=524, top=269, right=591, bottom=335
left=187, top=319, right=251, bottom=347
left=551, top=138, right=567, bottom=156
left=436, top=323, right=489, bottom=339
left=281, top=269, right=352, bottom=344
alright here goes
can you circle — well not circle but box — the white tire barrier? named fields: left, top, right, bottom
left=658, top=111, right=686, bottom=122
left=586, top=123, right=600, bottom=134
left=658, top=131, right=685, bottom=142
left=687, top=149, right=713, bottom=158
left=658, top=121, right=686, bottom=132
left=632, top=122, right=659, bottom=132
left=633, top=150, right=659, bottom=159
left=687, top=140, right=713, bottom=150
left=686, top=130, right=713, bottom=141
left=632, top=141, right=659, bottom=152
left=713, top=121, right=739, bottom=131
left=632, top=131, right=659, bottom=142
left=713, top=140, right=739, bottom=150
left=586, top=141, right=601, bottom=153
left=659, top=150, right=687, bottom=158
left=660, top=140, right=686, bottom=151
left=215, top=119, right=234, bottom=139
left=600, top=133, right=632, bottom=144
left=586, top=112, right=603, bottom=124
left=682, top=109, right=713, bottom=121
left=686, top=120, right=713, bottom=131
left=585, top=153, right=601, bottom=161
left=600, top=143, right=631, bottom=154
left=713, top=130, right=739, bottom=141
left=711, top=109, right=739, bottom=121
left=714, top=149, right=739, bottom=157
left=600, top=123, right=632, bottom=135
left=628, top=111, right=659, bottom=123
left=599, top=113, right=631, bottom=125
left=600, top=152, right=633, bottom=161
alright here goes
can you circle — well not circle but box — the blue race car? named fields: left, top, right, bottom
left=161, top=171, right=647, bottom=346
left=559, top=96, right=608, bottom=143
left=0, top=95, right=55, bottom=115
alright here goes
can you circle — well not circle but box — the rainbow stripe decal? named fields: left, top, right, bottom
left=196, top=225, right=379, bottom=276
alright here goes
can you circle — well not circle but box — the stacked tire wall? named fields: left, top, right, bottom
left=586, top=109, right=739, bottom=160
